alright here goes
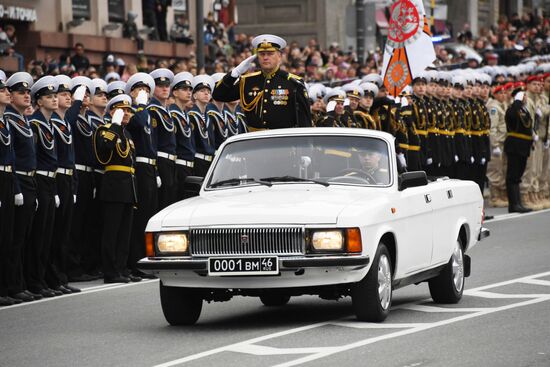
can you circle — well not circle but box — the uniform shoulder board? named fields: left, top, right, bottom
left=287, top=72, right=302, bottom=81
left=401, top=110, right=413, bottom=116
left=148, top=106, right=158, bottom=112
left=287, top=72, right=306, bottom=88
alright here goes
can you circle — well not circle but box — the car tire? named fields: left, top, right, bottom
left=259, top=294, right=291, bottom=307
left=159, top=282, right=203, bottom=325
left=429, top=239, right=465, bottom=304
left=352, top=243, right=392, bottom=322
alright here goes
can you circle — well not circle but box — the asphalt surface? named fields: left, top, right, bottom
left=1, top=209, right=550, bottom=367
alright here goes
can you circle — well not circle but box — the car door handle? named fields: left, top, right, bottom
left=424, top=194, right=432, bottom=203
left=447, top=189, right=453, bottom=199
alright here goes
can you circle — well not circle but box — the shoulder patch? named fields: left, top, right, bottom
left=287, top=72, right=302, bottom=80
left=490, top=107, right=497, bottom=115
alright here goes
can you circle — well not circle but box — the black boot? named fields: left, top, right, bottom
left=509, top=184, right=531, bottom=213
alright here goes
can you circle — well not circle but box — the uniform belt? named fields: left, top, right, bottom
left=398, top=143, right=410, bottom=150
left=136, top=157, right=157, bottom=165
left=195, top=153, right=213, bottom=162
left=507, top=132, right=533, bottom=141
left=105, top=165, right=135, bottom=174
left=36, top=170, right=57, bottom=178
left=56, top=168, right=74, bottom=176
left=158, top=151, right=177, bottom=161
left=415, top=129, right=428, bottom=136
left=469, top=130, right=485, bottom=136
left=16, top=170, right=35, bottom=177
left=0, top=165, right=13, bottom=172
left=439, top=130, right=455, bottom=136
left=407, top=145, right=421, bottom=151
left=94, top=169, right=105, bottom=174
left=427, top=128, right=439, bottom=134
left=176, top=159, right=194, bottom=168
left=75, top=164, right=94, bottom=172
left=455, top=128, right=466, bottom=134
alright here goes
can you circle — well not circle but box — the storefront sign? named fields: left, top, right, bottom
left=0, top=5, right=37, bottom=22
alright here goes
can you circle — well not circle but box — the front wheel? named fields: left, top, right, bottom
left=352, top=243, right=393, bottom=322
left=159, top=282, right=203, bottom=325
left=260, top=294, right=291, bottom=307
left=429, top=239, right=465, bottom=303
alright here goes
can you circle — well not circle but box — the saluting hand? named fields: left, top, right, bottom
left=14, top=193, right=23, bottom=206
left=136, top=90, right=149, bottom=105
left=231, top=55, right=257, bottom=78
left=111, top=109, right=124, bottom=126
left=73, top=85, right=87, bottom=101
left=326, top=100, right=337, bottom=113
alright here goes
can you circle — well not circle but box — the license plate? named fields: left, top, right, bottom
left=208, top=256, right=279, bottom=276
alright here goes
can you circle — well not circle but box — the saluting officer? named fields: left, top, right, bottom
left=125, top=72, right=158, bottom=279
left=316, top=90, right=348, bottom=127
left=210, top=73, right=229, bottom=150
left=213, top=34, right=311, bottom=130
left=342, top=84, right=365, bottom=128
left=307, top=84, right=327, bottom=127
left=149, top=68, right=178, bottom=210
left=94, top=96, right=138, bottom=283
left=169, top=72, right=195, bottom=200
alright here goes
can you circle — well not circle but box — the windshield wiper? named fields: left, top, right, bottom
left=209, top=177, right=273, bottom=188
left=261, top=175, right=330, bottom=187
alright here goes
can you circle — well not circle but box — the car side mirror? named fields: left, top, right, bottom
left=184, top=176, right=204, bottom=198
left=398, top=171, right=428, bottom=191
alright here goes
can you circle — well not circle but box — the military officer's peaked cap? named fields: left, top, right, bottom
left=451, top=75, right=466, bottom=89
left=307, top=84, right=326, bottom=102
left=171, top=71, right=193, bottom=90
left=436, top=71, right=452, bottom=85
left=361, top=73, right=383, bottom=87
left=104, top=72, right=121, bottom=83
left=106, top=94, right=134, bottom=112
left=399, top=85, right=413, bottom=97
left=360, top=82, right=379, bottom=97
left=252, top=34, right=287, bottom=52
left=412, top=71, right=428, bottom=85
left=191, top=75, right=214, bottom=93
left=125, top=72, right=155, bottom=96
left=30, top=75, right=58, bottom=99
left=425, top=70, right=439, bottom=84
left=0, top=69, right=6, bottom=89
left=55, top=75, right=72, bottom=93
left=6, top=72, right=33, bottom=92
left=150, top=68, right=174, bottom=86
left=91, top=78, right=108, bottom=97
left=342, top=83, right=364, bottom=98
left=323, top=88, right=346, bottom=104
left=70, top=76, right=93, bottom=94
left=107, top=81, right=126, bottom=99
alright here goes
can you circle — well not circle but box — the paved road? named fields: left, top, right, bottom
left=1, top=210, right=550, bottom=367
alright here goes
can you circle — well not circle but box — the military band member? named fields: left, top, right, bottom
left=189, top=75, right=216, bottom=177
left=125, top=72, right=157, bottom=279
left=94, top=97, right=138, bottom=283
left=169, top=72, right=195, bottom=200
left=213, top=34, right=312, bottom=130
left=209, top=73, right=229, bottom=149
left=149, top=68, right=177, bottom=210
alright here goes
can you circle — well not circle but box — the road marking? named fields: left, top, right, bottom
left=519, top=278, right=550, bottom=287
left=486, top=208, right=550, bottom=223
left=228, top=344, right=340, bottom=356
left=398, top=304, right=493, bottom=313
left=153, top=271, right=550, bottom=367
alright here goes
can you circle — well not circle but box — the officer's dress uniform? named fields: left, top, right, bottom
left=189, top=103, right=216, bottom=177
left=470, top=98, right=490, bottom=193
left=170, top=102, right=195, bottom=200
left=452, top=97, right=472, bottom=180
left=354, top=107, right=378, bottom=130
left=424, top=96, right=441, bottom=176
left=411, top=95, right=429, bottom=164
left=94, top=115, right=137, bottom=282
left=148, top=97, right=178, bottom=209
left=400, top=104, right=422, bottom=171
left=486, top=95, right=508, bottom=206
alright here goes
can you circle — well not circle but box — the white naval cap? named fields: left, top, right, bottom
left=361, top=73, right=383, bottom=87
left=191, top=74, right=214, bottom=93
left=70, top=76, right=93, bottom=94
left=451, top=75, right=466, bottom=89
left=125, top=72, right=155, bottom=96
left=211, top=72, right=226, bottom=85
left=30, top=75, right=58, bottom=99
left=6, top=71, right=33, bottom=92
left=412, top=71, right=428, bottom=84
left=107, top=81, right=126, bottom=99
left=55, top=75, right=72, bottom=93
left=323, top=88, right=346, bottom=104
left=91, top=78, right=108, bottom=97
left=104, top=72, right=121, bottom=83
left=251, top=34, right=287, bottom=52
left=400, top=85, right=413, bottom=96
left=106, top=94, right=134, bottom=112
left=150, top=68, right=174, bottom=86
left=360, top=82, right=379, bottom=97
left=0, top=69, right=6, bottom=89
left=425, top=70, right=439, bottom=84
left=436, top=71, right=452, bottom=85
left=171, top=71, right=193, bottom=90
left=342, top=83, right=364, bottom=98
left=307, top=84, right=326, bottom=102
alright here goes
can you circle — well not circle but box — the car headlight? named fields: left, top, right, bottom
left=311, top=230, right=344, bottom=251
left=157, top=233, right=189, bottom=254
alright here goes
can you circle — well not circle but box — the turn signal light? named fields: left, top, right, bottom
left=346, top=228, right=362, bottom=253
left=145, top=232, right=155, bottom=257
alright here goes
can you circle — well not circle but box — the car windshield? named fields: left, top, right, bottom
left=207, top=135, right=391, bottom=188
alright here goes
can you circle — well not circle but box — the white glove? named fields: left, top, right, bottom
left=14, top=193, right=23, bottom=206
left=395, top=97, right=401, bottom=105
left=54, top=195, right=60, bottom=208
left=35, top=199, right=39, bottom=211
left=492, top=146, right=502, bottom=156
left=536, top=108, right=543, bottom=118
left=480, top=157, right=486, bottom=165
left=426, top=157, right=433, bottom=165
left=544, top=140, right=550, bottom=150
left=401, top=98, right=409, bottom=107
left=231, top=55, right=257, bottom=78
left=454, top=154, right=459, bottom=162
left=343, top=98, right=350, bottom=107
left=470, top=156, right=475, bottom=164
left=93, top=188, right=96, bottom=199
left=533, top=133, right=539, bottom=142
left=514, top=91, right=525, bottom=102
left=156, top=176, right=162, bottom=188
left=73, top=195, right=77, bottom=204
left=111, top=109, right=124, bottom=126
left=397, top=153, right=407, bottom=168
left=136, top=90, right=149, bottom=105
left=326, top=100, right=337, bottom=113
left=73, top=85, right=87, bottom=101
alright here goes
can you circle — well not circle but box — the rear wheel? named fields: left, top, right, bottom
left=352, top=243, right=392, bottom=322
left=159, top=282, right=203, bottom=325
left=260, top=294, right=291, bottom=307
left=429, top=239, right=465, bottom=303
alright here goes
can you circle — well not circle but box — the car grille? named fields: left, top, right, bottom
left=190, top=227, right=305, bottom=256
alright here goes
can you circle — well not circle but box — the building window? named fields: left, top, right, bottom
left=72, top=0, right=91, bottom=20
left=108, top=0, right=126, bottom=23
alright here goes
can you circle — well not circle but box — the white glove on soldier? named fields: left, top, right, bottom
left=514, top=91, right=525, bottom=102
left=73, top=85, right=87, bottom=101
left=533, top=133, right=539, bottom=142
left=492, top=146, right=502, bottom=156
left=156, top=176, right=162, bottom=188
left=35, top=199, right=39, bottom=211
left=54, top=195, right=60, bottom=208
left=536, top=108, right=543, bottom=118
left=111, top=109, right=124, bottom=126
left=401, top=98, right=409, bottom=107
left=480, top=157, right=486, bottom=165
left=343, top=98, right=350, bottom=107
left=426, top=157, right=433, bottom=165
left=93, top=188, right=96, bottom=199
left=73, top=195, right=77, bottom=204
left=544, top=140, right=550, bottom=150
left=397, top=153, right=407, bottom=168
left=136, top=90, right=149, bottom=105
left=326, top=100, right=337, bottom=113
left=454, top=155, right=459, bottom=162
left=470, top=156, right=475, bottom=164
left=231, top=55, right=257, bottom=78
left=14, top=193, right=23, bottom=206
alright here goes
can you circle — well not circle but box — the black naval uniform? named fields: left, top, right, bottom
left=400, top=104, right=422, bottom=171
left=148, top=97, right=177, bottom=210
left=212, top=68, right=312, bottom=130
left=170, top=103, right=195, bottom=200
left=188, top=104, right=216, bottom=177
left=209, top=103, right=229, bottom=150
left=235, top=106, right=248, bottom=134
left=411, top=95, right=429, bottom=167
left=452, top=98, right=472, bottom=180
left=424, top=96, right=441, bottom=176
left=470, top=98, right=489, bottom=192
left=94, top=122, right=137, bottom=281
left=316, top=111, right=349, bottom=127
left=224, top=105, right=242, bottom=137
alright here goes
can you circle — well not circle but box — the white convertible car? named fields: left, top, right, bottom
left=139, top=128, right=489, bottom=325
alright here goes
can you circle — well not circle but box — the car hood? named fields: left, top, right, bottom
left=157, top=185, right=379, bottom=227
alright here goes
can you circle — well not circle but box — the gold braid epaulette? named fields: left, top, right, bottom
left=239, top=72, right=263, bottom=112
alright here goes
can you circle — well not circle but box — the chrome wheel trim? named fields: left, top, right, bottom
left=378, top=254, right=392, bottom=310
left=452, top=241, right=464, bottom=292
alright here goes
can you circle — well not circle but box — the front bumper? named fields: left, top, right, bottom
left=478, top=227, right=490, bottom=241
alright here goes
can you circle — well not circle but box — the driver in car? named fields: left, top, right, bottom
left=353, top=147, right=390, bottom=184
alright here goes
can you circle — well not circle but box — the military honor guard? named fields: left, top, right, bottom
left=149, top=68, right=178, bottom=210
left=213, top=34, right=312, bottom=130
left=189, top=75, right=216, bottom=177
left=450, top=75, right=473, bottom=181
left=342, top=83, right=366, bottom=128
left=210, top=73, right=229, bottom=150
left=410, top=73, right=430, bottom=167
left=358, top=83, right=379, bottom=130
